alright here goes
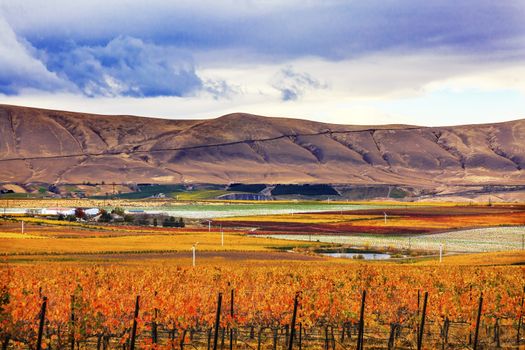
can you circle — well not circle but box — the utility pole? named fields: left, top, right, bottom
left=439, top=243, right=443, bottom=263
left=192, top=242, right=199, bottom=267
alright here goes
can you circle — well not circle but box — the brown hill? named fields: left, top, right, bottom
left=0, top=104, right=523, bottom=187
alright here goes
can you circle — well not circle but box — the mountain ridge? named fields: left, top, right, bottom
left=0, top=104, right=523, bottom=187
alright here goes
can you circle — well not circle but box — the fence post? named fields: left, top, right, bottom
left=299, top=323, right=302, bottom=350
left=152, top=291, right=158, bottom=344
left=356, top=290, right=366, bottom=350
left=152, top=307, right=158, bottom=343
left=70, top=295, right=75, bottom=350
left=288, top=293, right=299, bottom=350
left=213, top=293, right=223, bottom=350
left=517, top=286, right=524, bottom=345
left=230, top=289, right=234, bottom=350
left=473, top=292, right=483, bottom=350
left=36, top=296, right=47, bottom=350
left=417, top=292, right=428, bottom=350
left=130, top=296, right=140, bottom=350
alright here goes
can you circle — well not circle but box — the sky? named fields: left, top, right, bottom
left=1, top=0, right=525, bottom=126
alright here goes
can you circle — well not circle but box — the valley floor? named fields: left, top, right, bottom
left=1, top=199, right=524, bottom=349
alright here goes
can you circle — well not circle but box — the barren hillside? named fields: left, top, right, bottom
left=0, top=104, right=523, bottom=187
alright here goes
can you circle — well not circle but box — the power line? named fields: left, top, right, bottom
left=0, top=127, right=423, bottom=163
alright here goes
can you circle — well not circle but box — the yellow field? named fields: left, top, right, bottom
left=0, top=230, right=319, bottom=255
left=0, top=232, right=45, bottom=239
left=3, top=197, right=519, bottom=209
left=419, top=250, right=525, bottom=266
left=0, top=198, right=175, bottom=208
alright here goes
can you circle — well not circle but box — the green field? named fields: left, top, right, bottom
left=132, top=202, right=402, bottom=218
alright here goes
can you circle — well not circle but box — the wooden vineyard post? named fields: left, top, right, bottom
left=230, top=289, right=234, bottom=350
left=473, top=292, right=483, bottom=350
left=70, top=295, right=75, bottom=350
left=298, top=323, right=302, bottom=350
left=152, top=291, right=158, bottom=344
left=152, top=308, right=158, bottom=344
left=213, top=293, right=223, bottom=350
left=356, top=290, right=366, bottom=350
left=416, top=290, right=420, bottom=340
left=130, top=296, right=140, bottom=350
left=417, top=292, right=428, bottom=350
left=288, top=292, right=299, bottom=350
left=181, top=329, right=187, bottom=350
left=518, top=286, right=524, bottom=345
left=36, top=296, right=47, bottom=350
left=324, top=327, right=329, bottom=350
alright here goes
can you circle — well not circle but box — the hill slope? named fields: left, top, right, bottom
left=0, top=104, right=523, bottom=187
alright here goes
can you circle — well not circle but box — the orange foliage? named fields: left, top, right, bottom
left=0, top=262, right=523, bottom=348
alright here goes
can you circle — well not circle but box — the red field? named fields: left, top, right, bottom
left=216, top=205, right=525, bottom=235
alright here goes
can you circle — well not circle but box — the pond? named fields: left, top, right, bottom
left=321, top=252, right=392, bottom=260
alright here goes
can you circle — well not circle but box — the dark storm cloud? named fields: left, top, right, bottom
left=6, top=1, right=524, bottom=58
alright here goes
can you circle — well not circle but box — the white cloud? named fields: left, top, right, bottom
left=43, top=36, right=203, bottom=97
left=270, top=66, right=327, bottom=101
left=0, top=17, right=71, bottom=94
left=0, top=2, right=524, bottom=126
left=3, top=51, right=524, bottom=127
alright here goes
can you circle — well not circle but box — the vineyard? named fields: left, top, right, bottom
left=1, top=263, right=524, bottom=349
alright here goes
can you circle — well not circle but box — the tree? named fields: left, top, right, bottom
left=177, top=217, right=185, bottom=228
left=136, top=214, right=149, bottom=226
left=99, top=209, right=112, bottom=223
left=112, top=207, right=125, bottom=216
left=75, top=208, right=86, bottom=220
left=153, top=218, right=158, bottom=227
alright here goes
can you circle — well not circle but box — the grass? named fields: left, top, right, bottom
left=171, top=189, right=230, bottom=200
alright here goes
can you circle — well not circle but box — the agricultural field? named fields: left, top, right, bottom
left=1, top=261, right=524, bottom=349
left=260, top=226, right=525, bottom=253
left=1, top=200, right=524, bottom=349
left=216, top=205, right=525, bottom=234
left=0, top=220, right=319, bottom=256
left=1, top=199, right=404, bottom=218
